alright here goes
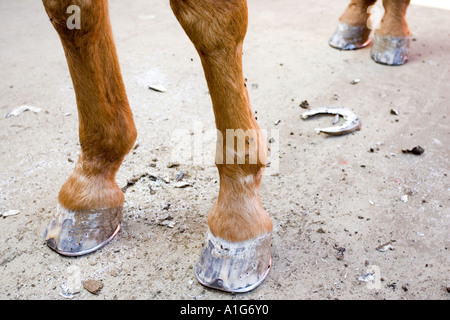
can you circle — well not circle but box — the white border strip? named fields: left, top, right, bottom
left=411, top=0, right=450, bottom=11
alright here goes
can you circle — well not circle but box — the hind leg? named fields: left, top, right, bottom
left=371, top=0, right=411, bottom=65
left=329, top=0, right=377, bottom=50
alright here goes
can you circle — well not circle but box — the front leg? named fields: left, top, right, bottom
left=42, top=0, right=137, bottom=256
left=171, top=0, right=273, bottom=293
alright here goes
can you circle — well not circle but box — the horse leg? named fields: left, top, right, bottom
left=42, top=0, right=137, bottom=256
left=371, top=0, right=411, bottom=65
left=329, top=0, right=377, bottom=50
left=170, top=0, right=273, bottom=293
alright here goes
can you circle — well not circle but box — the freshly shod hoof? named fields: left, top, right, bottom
left=43, top=205, right=123, bottom=257
left=195, top=229, right=272, bottom=293
left=329, top=22, right=372, bottom=50
left=371, top=34, right=410, bottom=65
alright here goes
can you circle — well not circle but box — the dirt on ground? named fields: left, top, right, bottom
left=0, top=0, right=449, bottom=300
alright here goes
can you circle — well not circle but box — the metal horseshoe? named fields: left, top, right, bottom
left=301, top=106, right=361, bottom=136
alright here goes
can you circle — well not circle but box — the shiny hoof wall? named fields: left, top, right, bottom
left=195, top=229, right=272, bottom=293
left=43, top=205, right=123, bottom=257
left=329, top=22, right=371, bottom=50
left=371, top=34, right=410, bottom=66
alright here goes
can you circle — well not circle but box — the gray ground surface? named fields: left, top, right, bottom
left=0, top=0, right=449, bottom=300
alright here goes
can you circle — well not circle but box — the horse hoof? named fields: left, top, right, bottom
left=195, top=229, right=272, bottom=293
left=329, top=22, right=371, bottom=50
left=371, top=34, right=410, bottom=66
left=43, top=205, right=123, bottom=257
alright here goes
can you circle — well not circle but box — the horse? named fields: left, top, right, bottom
left=41, top=0, right=411, bottom=293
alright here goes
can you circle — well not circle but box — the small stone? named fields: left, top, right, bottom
left=376, top=241, right=395, bottom=252
left=390, top=109, right=399, bottom=115
left=167, top=162, right=180, bottom=168
left=1, top=210, right=20, bottom=218
left=358, top=273, right=375, bottom=283
left=83, top=279, right=104, bottom=295
left=174, top=181, right=192, bottom=188
left=158, top=215, right=176, bottom=228
left=387, top=282, right=397, bottom=290
left=299, top=100, right=310, bottom=109
left=4, top=105, right=42, bottom=118
left=161, top=203, right=171, bottom=210
left=175, top=171, right=185, bottom=182
left=148, top=84, right=166, bottom=93
left=333, top=245, right=346, bottom=261
left=411, top=146, right=425, bottom=155
left=402, top=146, right=425, bottom=155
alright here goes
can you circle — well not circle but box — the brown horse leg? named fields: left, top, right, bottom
left=371, top=0, right=411, bottom=65
left=329, top=0, right=377, bottom=50
left=42, top=0, right=137, bottom=256
left=170, top=0, right=273, bottom=293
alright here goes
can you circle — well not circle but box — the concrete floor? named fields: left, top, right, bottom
left=0, top=0, right=449, bottom=300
